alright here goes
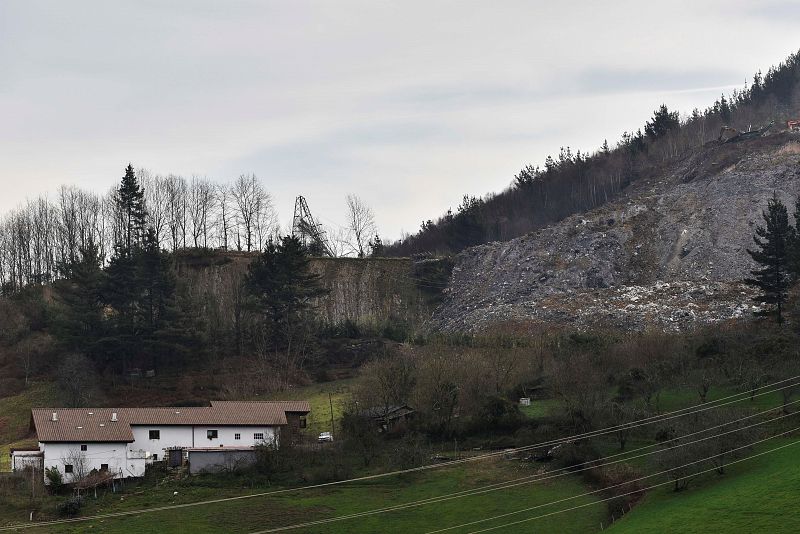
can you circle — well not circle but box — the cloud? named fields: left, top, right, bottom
left=1, top=1, right=799, bottom=239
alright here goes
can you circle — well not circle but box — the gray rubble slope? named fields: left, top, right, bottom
left=433, top=133, right=800, bottom=332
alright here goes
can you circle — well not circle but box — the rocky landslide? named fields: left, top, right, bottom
left=433, top=133, right=800, bottom=332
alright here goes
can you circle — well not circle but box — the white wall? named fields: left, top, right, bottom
left=11, top=452, right=42, bottom=471
left=40, top=442, right=143, bottom=482
left=130, top=425, right=194, bottom=461
left=129, top=425, right=279, bottom=459
left=41, top=425, right=280, bottom=482
left=192, top=426, right=278, bottom=448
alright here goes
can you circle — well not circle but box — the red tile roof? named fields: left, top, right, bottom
left=32, top=401, right=306, bottom=443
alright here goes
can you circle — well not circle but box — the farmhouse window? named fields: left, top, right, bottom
left=80, top=444, right=87, bottom=451
left=149, top=430, right=160, bottom=440
left=207, top=430, right=218, bottom=439
left=234, top=433, right=241, bottom=440
left=254, top=432, right=265, bottom=441
left=64, top=464, right=73, bottom=474
left=100, top=464, right=108, bottom=471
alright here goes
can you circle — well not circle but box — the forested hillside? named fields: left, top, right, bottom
left=387, top=51, right=800, bottom=256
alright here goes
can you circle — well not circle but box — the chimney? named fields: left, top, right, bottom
left=111, top=412, right=118, bottom=422
left=51, top=412, right=58, bottom=422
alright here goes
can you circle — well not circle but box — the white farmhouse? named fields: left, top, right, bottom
left=18, top=400, right=310, bottom=483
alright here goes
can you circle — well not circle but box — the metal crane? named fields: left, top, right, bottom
left=291, top=196, right=334, bottom=257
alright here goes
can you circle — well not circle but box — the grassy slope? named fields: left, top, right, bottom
left=265, top=378, right=356, bottom=436
left=610, top=438, right=800, bottom=533
left=656, top=386, right=783, bottom=413
left=39, top=461, right=604, bottom=534
left=0, top=382, right=59, bottom=471
left=4, top=381, right=798, bottom=532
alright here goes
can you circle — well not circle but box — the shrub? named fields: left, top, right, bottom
left=44, top=466, right=63, bottom=492
left=57, top=496, right=84, bottom=517
left=473, top=396, right=523, bottom=433
left=551, top=441, right=600, bottom=470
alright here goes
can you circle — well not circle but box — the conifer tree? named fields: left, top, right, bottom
left=790, top=197, right=800, bottom=278
left=245, top=235, right=326, bottom=374
left=53, top=244, right=106, bottom=358
left=115, top=164, right=147, bottom=253
left=746, top=194, right=792, bottom=324
left=645, top=104, right=680, bottom=141
left=138, top=228, right=176, bottom=333
left=138, top=228, right=197, bottom=370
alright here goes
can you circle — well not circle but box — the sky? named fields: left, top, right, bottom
left=1, top=1, right=799, bottom=241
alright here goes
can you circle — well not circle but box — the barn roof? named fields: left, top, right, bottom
left=32, top=401, right=305, bottom=443
left=211, top=400, right=311, bottom=414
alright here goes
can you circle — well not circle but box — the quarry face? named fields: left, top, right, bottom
left=432, top=134, right=800, bottom=332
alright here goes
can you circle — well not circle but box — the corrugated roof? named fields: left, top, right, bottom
left=211, top=400, right=311, bottom=413
left=33, top=401, right=305, bottom=443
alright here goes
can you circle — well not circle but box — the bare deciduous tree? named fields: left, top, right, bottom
left=61, top=449, right=89, bottom=482
left=344, top=194, right=377, bottom=257
left=214, top=183, right=233, bottom=250
left=187, top=177, right=215, bottom=248
left=164, top=174, right=188, bottom=251
left=141, top=170, right=169, bottom=248
left=231, top=174, right=272, bottom=252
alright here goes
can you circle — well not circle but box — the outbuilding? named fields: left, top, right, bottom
left=9, top=448, right=43, bottom=471
left=186, top=447, right=257, bottom=474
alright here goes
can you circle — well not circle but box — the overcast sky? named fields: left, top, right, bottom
left=1, top=1, right=798, bottom=240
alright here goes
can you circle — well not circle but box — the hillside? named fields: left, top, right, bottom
left=432, top=132, right=800, bottom=332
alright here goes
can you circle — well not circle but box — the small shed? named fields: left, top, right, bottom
left=187, top=447, right=257, bottom=474
left=10, top=448, right=43, bottom=471
left=360, top=404, right=415, bottom=433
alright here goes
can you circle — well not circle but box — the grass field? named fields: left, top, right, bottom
left=4, top=380, right=800, bottom=532
left=25, top=460, right=605, bottom=533
left=610, top=437, right=800, bottom=533
left=265, top=377, right=356, bottom=436
left=0, top=382, right=59, bottom=471
left=656, top=385, right=784, bottom=414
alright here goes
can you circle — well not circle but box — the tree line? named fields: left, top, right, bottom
left=387, top=50, right=800, bottom=256
left=0, top=167, right=381, bottom=295
left=0, top=169, right=277, bottom=294
left=0, top=166, right=332, bottom=394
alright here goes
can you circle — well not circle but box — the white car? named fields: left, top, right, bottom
left=318, top=431, right=334, bottom=443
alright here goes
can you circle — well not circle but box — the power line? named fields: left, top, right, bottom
left=2, top=377, right=797, bottom=532
left=448, top=432, right=800, bottom=534
left=249, top=403, right=800, bottom=532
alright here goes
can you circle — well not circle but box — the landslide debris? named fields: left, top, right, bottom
left=432, top=133, right=800, bottom=332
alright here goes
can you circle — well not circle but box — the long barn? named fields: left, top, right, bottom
left=16, top=400, right=310, bottom=482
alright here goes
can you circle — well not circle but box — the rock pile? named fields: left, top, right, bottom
left=432, top=134, right=800, bottom=332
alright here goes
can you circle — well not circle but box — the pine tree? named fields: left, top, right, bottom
left=103, top=165, right=149, bottom=371
left=137, top=228, right=176, bottom=335
left=115, top=164, right=147, bottom=253
left=746, top=194, right=792, bottom=324
left=138, top=230, right=198, bottom=372
left=245, top=235, right=326, bottom=355
left=645, top=104, right=680, bottom=141
left=717, top=94, right=732, bottom=123
left=789, top=197, right=800, bottom=279
left=53, top=244, right=106, bottom=358
left=103, top=249, right=139, bottom=371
